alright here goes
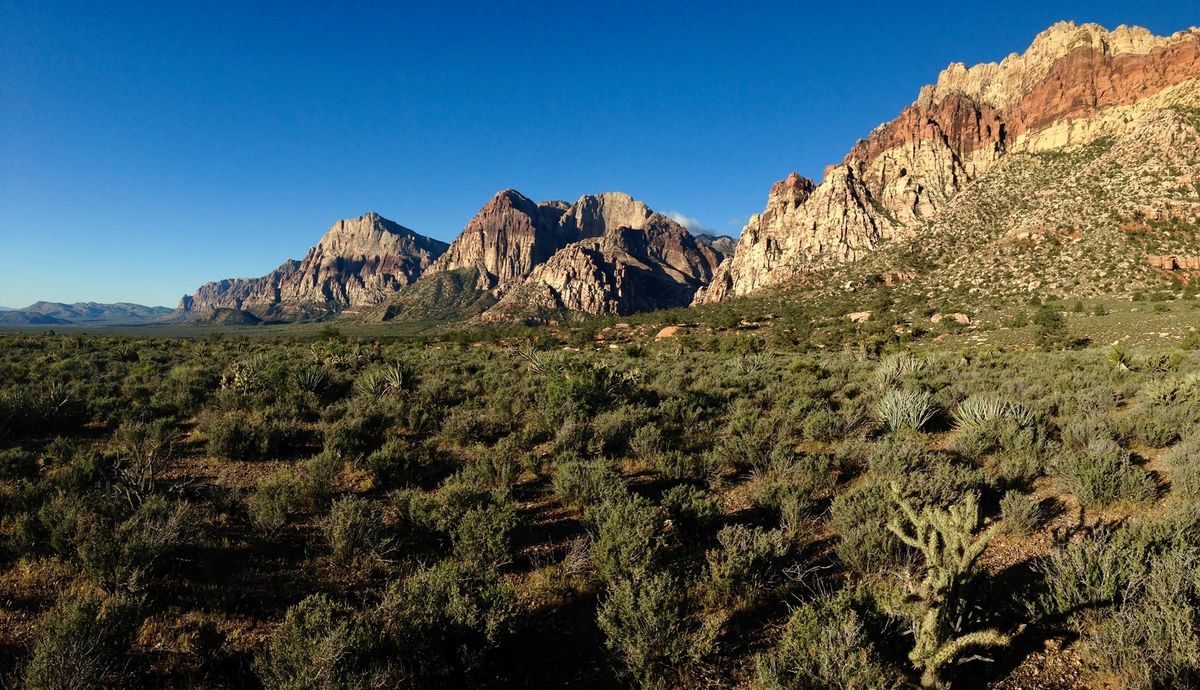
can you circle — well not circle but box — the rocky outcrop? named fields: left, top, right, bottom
left=1149, top=255, right=1200, bottom=270
left=422, top=190, right=655, bottom=293
left=698, top=21, right=1200, bottom=304
left=179, top=212, right=448, bottom=318
left=697, top=168, right=887, bottom=302
left=694, top=233, right=737, bottom=255
left=482, top=213, right=722, bottom=319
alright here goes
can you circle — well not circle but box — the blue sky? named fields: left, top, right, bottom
left=1, top=1, right=1195, bottom=307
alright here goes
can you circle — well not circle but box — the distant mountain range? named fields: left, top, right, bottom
left=177, top=191, right=726, bottom=323
left=0, top=302, right=173, bottom=326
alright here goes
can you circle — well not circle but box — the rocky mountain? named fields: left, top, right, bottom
left=0, top=302, right=173, bottom=326
left=697, top=22, right=1200, bottom=304
left=179, top=212, right=448, bottom=319
left=482, top=213, right=723, bottom=320
left=401, top=190, right=724, bottom=319
left=694, top=233, right=738, bottom=255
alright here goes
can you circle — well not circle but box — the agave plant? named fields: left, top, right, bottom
left=874, top=389, right=937, bottom=432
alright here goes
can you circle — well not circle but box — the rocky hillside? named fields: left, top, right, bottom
left=178, top=212, right=448, bottom=320
left=394, top=190, right=724, bottom=320
left=698, top=22, right=1200, bottom=304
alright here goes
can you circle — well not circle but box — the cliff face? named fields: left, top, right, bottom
left=423, top=190, right=655, bottom=293
left=696, top=21, right=1200, bottom=304
left=179, top=212, right=448, bottom=318
left=482, top=213, right=723, bottom=319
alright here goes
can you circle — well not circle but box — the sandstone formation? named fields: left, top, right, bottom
left=697, top=21, right=1200, bottom=304
left=179, top=212, right=448, bottom=319
left=422, top=190, right=656, bottom=293
left=413, top=190, right=723, bottom=319
left=480, top=213, right=722, bottom=320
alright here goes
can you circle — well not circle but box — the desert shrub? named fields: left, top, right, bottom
left=324, top=495, right=387, bottom=570
left=364, top=437, right=442, bottom=489
left=655, top=449, right=710, bottom=481
left=628, top=424, right=665, bottom=464
left=830, top=481, right=906, bottom=575
left=552, top=456, right=624, bottom=511
left=751, top=452, right=833, bottom=527
left=799, top=408, right=842, bottom=442
left=110, top=417, right=175, bottom=507
left=589, top=406, right=642, bottom=456
left=23, top=589, right=138, bottom=690
left=1033, top=305, right=1070, bottom=349
left=1035, top=530, right=1140, bottom=618
left=1083, top=549, right=1200, bottom=690
left=250, top=467, right=317, bottom=533
left=440, top=406, right=511, bottom=446
left=324, top=411, right=388, bottom=460
left=76, top=495, right=190, bottom=593
left=545, top=362, right=635, bottom=417
left=873, top=389, right=937, bottom=432
left=868, top=433, right=982, bottom=508
left=1053, top=438, right=1154, bottom=509
left=552, top=417, right=593, bottom=455
left=704, top=525, right=787, bottom=609
left=205, top=409, right=304, bottom=460
left=949, top=414, right=1045, bottom=478
left=380, top=559, right=516, bottom=674
left=255, top=593, right=370, bottom=690
left=451, top=500, right=517, bottom=570
left=661, top=484, right=722, bottom=539
left=1166, top=435, right=1200, bottom=499
left=597, top=570, right=713, bottom=688
left=590, top=494, right=665, bottom=584
left=999, top=490, right=1042, bottom=536
left=1059, top=413, right=1121, bottom=453
left=754, top=589, right=897, bottom=690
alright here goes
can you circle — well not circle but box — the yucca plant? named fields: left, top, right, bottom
left=873, top=353, right=926, bottom=389
left=290, top=366, right=328, bottom=394
left=951, top=394, right=1006, bottom=428
left=1107, top=345, right=1131, bottom=371
left=733, top=353, right=767, bottom=375
left=874, top=389, right=937, bottom=432
left=952, top=393, right=1035, bottom=429
left=354, top=369, right=388, bottom=398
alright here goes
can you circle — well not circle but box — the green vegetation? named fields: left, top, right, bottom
left=1, top=317, right=1199, bottom=689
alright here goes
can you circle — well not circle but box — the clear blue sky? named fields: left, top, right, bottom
left=1, top=1, right=1194, bottom=307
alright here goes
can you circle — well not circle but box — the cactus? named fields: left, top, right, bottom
left=887, top=486, right=1010, bottom=687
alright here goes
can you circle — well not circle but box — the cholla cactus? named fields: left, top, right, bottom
left=220, top=354, right=270, bottom=395
left=887, top=486, right=1010, bottom=687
